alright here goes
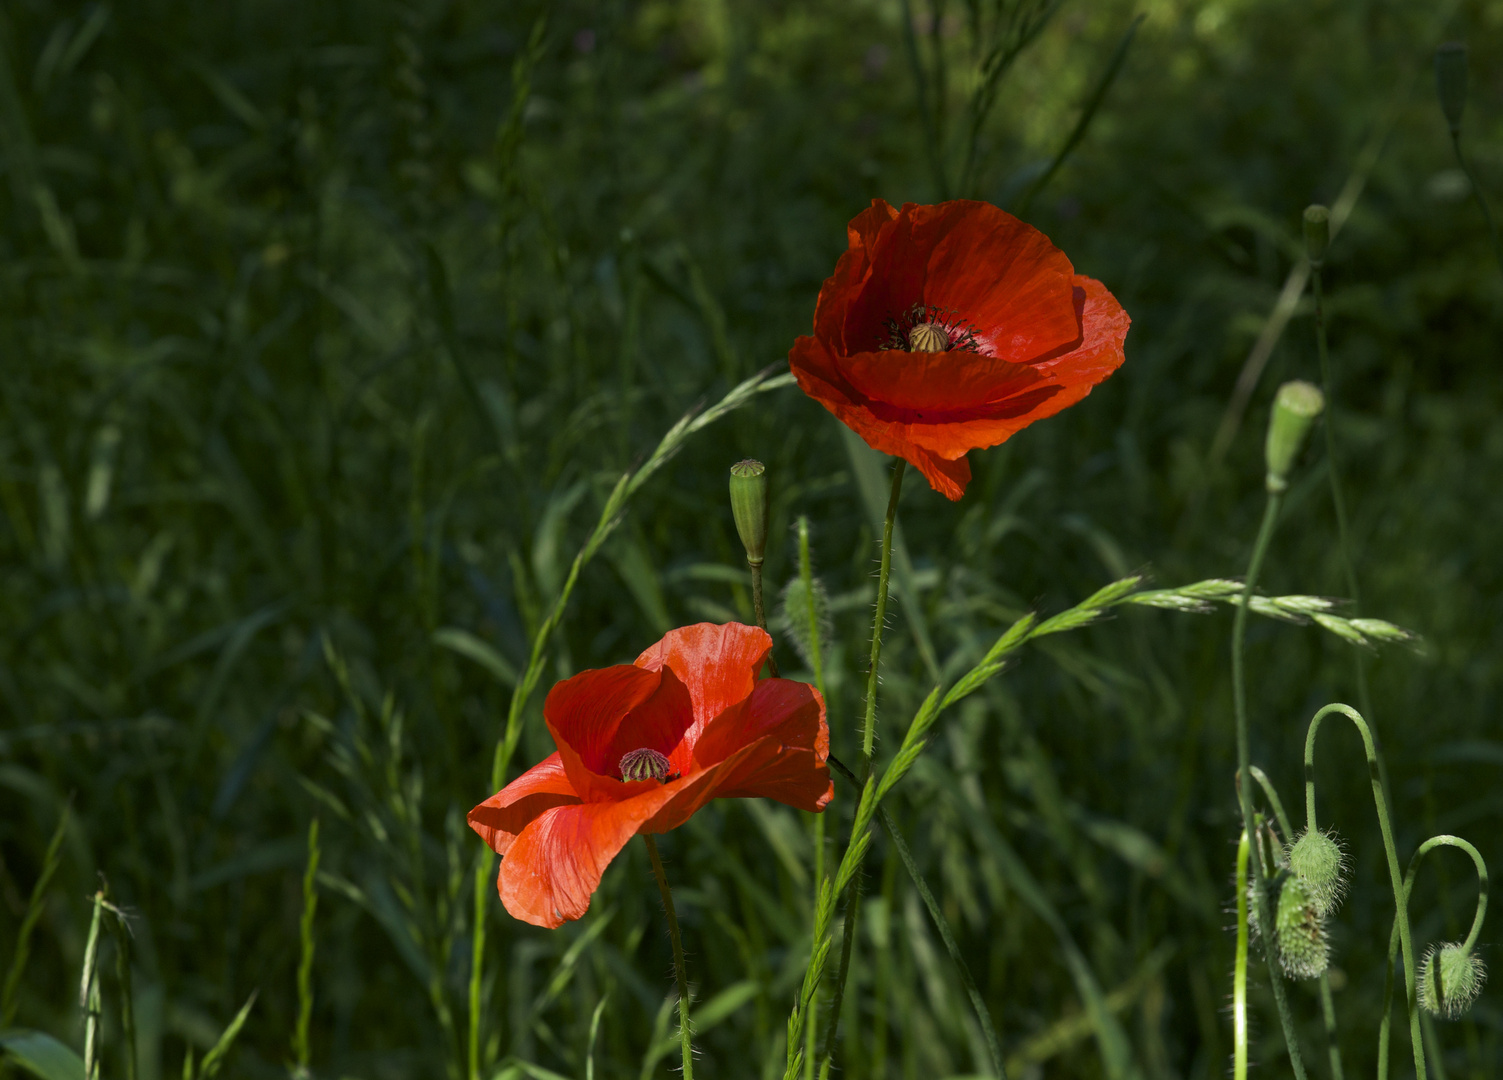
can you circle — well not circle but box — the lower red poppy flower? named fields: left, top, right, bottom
left=789, top=199, right=1130, bottom=500
left=468, top=623, right=832, bottom=928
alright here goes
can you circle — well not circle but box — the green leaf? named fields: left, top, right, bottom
left=198, top=991, right=256, bottom=1080
left=0, top=1030, right=86, bottom=1080
left=433, top=627, right=520, bottom=688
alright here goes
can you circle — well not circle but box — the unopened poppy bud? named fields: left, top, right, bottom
left=1275, top=875, right=1330, bottom=980
left=1436, top=43, right=1468, bottom=137
left=907, top=322, right=950, bottom=353
left=1288, top=828, right=1347, bottom=916
left=1303, top=205, right=1330, bottom=269
left=729, top=459, right=769, bottom=567
left=1420, top=942, right=1486, bottom=1018
left=1265, top=380, right=1325, bottom=492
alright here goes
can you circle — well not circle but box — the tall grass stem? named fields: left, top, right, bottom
left=645, top=835, right=694, bottom=1080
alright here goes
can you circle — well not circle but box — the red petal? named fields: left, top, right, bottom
left=634, top=623, right=771, bottom=755
left=498, top=785, right=679, bottom=928
left=694, top=677, right=827, bottom=768
left=543, top=664, right=662, bottom=794
left=812, top=200, right=897, bottom=351
left=468, top=753, right=580, bottom=857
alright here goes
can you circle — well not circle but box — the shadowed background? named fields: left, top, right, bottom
left=2, top=0, right=1502, bottom=1077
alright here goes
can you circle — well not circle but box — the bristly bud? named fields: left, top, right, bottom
left=1303, top=205, right=1330, bottom=269
left=779, top=575, right=832, bottom=669
left=1287, top=828, right=1348, bottom=916
left=1436, top=43, right=1468, bottom=137
left=729, top=459, right=769, bottom=566
left=1275, top=874, right=1330, bottom=979
left=1420, top=942, right=1486, bottom=1018
left=1265, top=380, right=1325, bottom=493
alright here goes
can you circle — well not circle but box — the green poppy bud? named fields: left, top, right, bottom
left=780, top=574, right=832, bottom=668
left=1287, top=828, right=1347, bottom=916
left=1436, top=43, right=1468, bottom=137
left=1265, top=380, right=1325, bottom=493
left=1420, top=942, right=1486, bottom=1018
left=1303, top=205, right=1330, bottom=269
left=729, top=459, right=769, bottom=567
left=1275, top=874, right=1330, bottom=980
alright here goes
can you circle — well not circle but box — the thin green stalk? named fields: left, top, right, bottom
left=797, top=517, right=825, bottom=695
left=1232, top=492, right=1309, bottom=1080
left=862, top=459, right=906, bottom=761
left=81, top=889, right=105, bottom=1080
left=1449, top=132, right=1503, bottom=280
left=1378, top=835, right=1488, bottom=1080
left=645, top=835, right=694, bottom=1080
left=294, top=818, right=321, bottom=1071
left=1234, top=828, right=1251, bottom=1080
left=2, top=802, right=68, bottom=1026
left=1304, top=703, right=1425, bottom=1080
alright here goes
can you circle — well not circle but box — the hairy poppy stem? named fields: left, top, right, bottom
left=1234, top=826, right=1251, bottom=1080
left=862, top=459, right=906, bottom=761
left=645, top=835, right=694, bottom=1080
left=1233, top=491, right=1309, bottom=1080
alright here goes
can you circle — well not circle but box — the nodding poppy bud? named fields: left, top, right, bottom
left=1303, top=205, right=1330, bottom=269
left=1288, top=828, right=1347, bottom=916
left=1275, top=875, right=1330, bottom=980
left=1436, top=43, right=1468, bottom=137
left=1420, top=942, right=1486, bottom=1018
left=1265, top=380, right=1325, bottom=493
left=729, top=459, right=769, bottom=567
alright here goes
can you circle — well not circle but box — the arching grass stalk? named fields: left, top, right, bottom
left=1245, top=764, right=1345, bottom=1080
left=1303, top=703, right=1425, bottom=1080
left=645, top=835, right=694, bottom=1080
left=1234, top=827, right=1251, bottom=1080
left=1378, top=836, right=1488, bottom=1080
left=1232, top=490, right=1309, bottom=1080
left=464, top=367, right=793, bottom=1080
left=817, top=458, right=906, bottom=1071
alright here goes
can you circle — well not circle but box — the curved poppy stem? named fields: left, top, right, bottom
left=863, top=458, right=906, bottom=761
left=1233, top=490, right=1309, bottom=1080
left=1376, top=835, right=1487, bottom=1079
left=644, top=835, right=693, bottom=1080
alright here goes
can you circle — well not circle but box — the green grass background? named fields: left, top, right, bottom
left=2, top=0, right=1502, bottom=1077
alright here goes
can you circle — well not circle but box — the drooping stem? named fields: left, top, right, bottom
left=645, top=835, right=694, bottom=1080
left=1232, top=491, right=1309, bottom=1080
left=1234, top=827, right=1251, bottom=1080
left=863, top=459, right=906, bottom=761
left=1378, top=835, right=1488, bottom=1080
left=1304, top=703, right=1424, bottom=1080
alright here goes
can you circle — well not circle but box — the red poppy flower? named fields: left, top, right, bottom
left=468, top=623, right=831, bottom=928
left=789, top=199, right=1130, bottom=500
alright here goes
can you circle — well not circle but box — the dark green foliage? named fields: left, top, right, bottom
left=1, top=1, right=1501, bottom=1078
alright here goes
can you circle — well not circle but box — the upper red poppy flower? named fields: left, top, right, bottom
left=468, top=623, right=831, bottom=928
left=789, top=199, right=1130, bottom=500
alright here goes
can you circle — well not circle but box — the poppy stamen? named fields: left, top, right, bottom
left=881, top=302, right=981, bottom=354
left=620, top=747, right=673, bottom=783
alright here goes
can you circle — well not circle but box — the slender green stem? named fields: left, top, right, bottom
left=645, top=835, right=694, bottom=1080
left=1318, top=976, right=1344, bottom=1080
left=81, top=889, right=105, bottom=1080
left=295, top=818, right=321, bottom=1071
left=1246, top=765, right=1294, bottom=841
left=797, top=517, right=825, bottom=696
left=817, top=858, right=864, bottom=1071
left=1379, top=835, right=1488, bottom=1080
left=1233, top=491, right=1309, bottom=1080
left=1304, top=703, right=1425, bottom=1080
left=113, top=908, right=138, bottom=1080
left=749, top=558, right=779, bottom=676
left=1234, top=828, right=1251, bottom=1080
left=863, top=459, right=906, bottom=761
left=1450, top=132, right=1503, bottom=280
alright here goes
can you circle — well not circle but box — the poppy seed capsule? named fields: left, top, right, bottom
left=1436, top=43, right=1468, bottom=136
left=1265, top=380, right=1325, bottom=492
left=907, top=322, right=950, bottom=353
left=1303, top=205, right=1330, bottom=269
left=1288, top=828, right=1347, bottom=916
left=619, top=747, right=672, bottom=783
left=729, top=459, right=769, bottom=566
left=1275, top=875, right=1330, bottom=980
left=1420, top=942, right=1486, bottom=1018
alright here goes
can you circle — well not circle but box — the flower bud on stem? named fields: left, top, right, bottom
left=1265, top=380, right=1324, bottom=493
left=730, top=459, right=777, bottom=673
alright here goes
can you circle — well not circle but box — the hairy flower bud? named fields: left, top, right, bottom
left=780, top=574, right=832, bottom=669
left=1420, top=942, right=1486, bottom=1018
left=1288, top=828, right=1347, bottom=916
left=1303, top=205, right=1330, bottom=269
left=1436, top=43, right=1468, bottom=137
left=1265, top=380, right=1325, bottom=493
left=1275, top=875, right=1330, bottom=980
left=729, top=459, right=769, bottom=566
